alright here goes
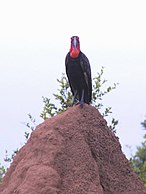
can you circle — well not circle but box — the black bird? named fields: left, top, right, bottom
left=65, top=36, right=92, bottom=106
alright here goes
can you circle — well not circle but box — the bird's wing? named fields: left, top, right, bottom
left=80, top=52, right=92, bottom=101
left=65, top=53, right=75, bottom=95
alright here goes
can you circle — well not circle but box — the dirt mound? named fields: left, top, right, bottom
left=0, top=105, right=146, bottom=194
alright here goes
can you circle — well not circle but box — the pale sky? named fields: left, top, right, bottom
left=0, top=0, right=146, bottom=165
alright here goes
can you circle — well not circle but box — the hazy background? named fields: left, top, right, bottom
left=0, top=0, right=146, bottom=165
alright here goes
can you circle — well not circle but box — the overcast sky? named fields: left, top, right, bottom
left=0, top=0, right=146, bottom=165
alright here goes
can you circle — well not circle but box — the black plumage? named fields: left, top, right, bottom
left=65, top=37, right=92, bottom=106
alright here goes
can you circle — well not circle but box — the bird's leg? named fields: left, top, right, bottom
left=71, top=90, right=78, bottom=106
left=80, top=89, right=84, bottom=108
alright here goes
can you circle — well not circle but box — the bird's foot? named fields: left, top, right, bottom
left=79, top=89, right=84, bottom=108
left=79, top=101, right=84, bottom=108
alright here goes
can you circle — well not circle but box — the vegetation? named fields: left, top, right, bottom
left=131, top=120, right=146, bottom=187
left=0, top=164, right=5, bottom=183
left=40, top=67, right=119, bottom=133
left=0, top=67, right=118, bottom=181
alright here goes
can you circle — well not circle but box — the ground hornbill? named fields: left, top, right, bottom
left=65, top=36, right=92, bottom=106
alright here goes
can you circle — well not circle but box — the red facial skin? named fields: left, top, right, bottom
left=70, top=37, right=80, bottom=58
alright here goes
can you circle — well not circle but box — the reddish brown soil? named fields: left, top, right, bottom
left=0, top=105, right=146, bottom=194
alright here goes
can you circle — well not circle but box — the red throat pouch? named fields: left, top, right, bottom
left=70, top=48, right=80, bottom=58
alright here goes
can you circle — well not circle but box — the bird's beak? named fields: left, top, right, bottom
left=72, top=37, right=78, bottom=48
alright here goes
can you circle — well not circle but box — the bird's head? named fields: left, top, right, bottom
left=70, top=36, right=80, bottom=58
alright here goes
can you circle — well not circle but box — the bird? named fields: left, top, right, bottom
left=65, top=36, right=92, bottom=106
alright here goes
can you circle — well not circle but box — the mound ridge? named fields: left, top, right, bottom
left=0, top=105, right=145, bottom=194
